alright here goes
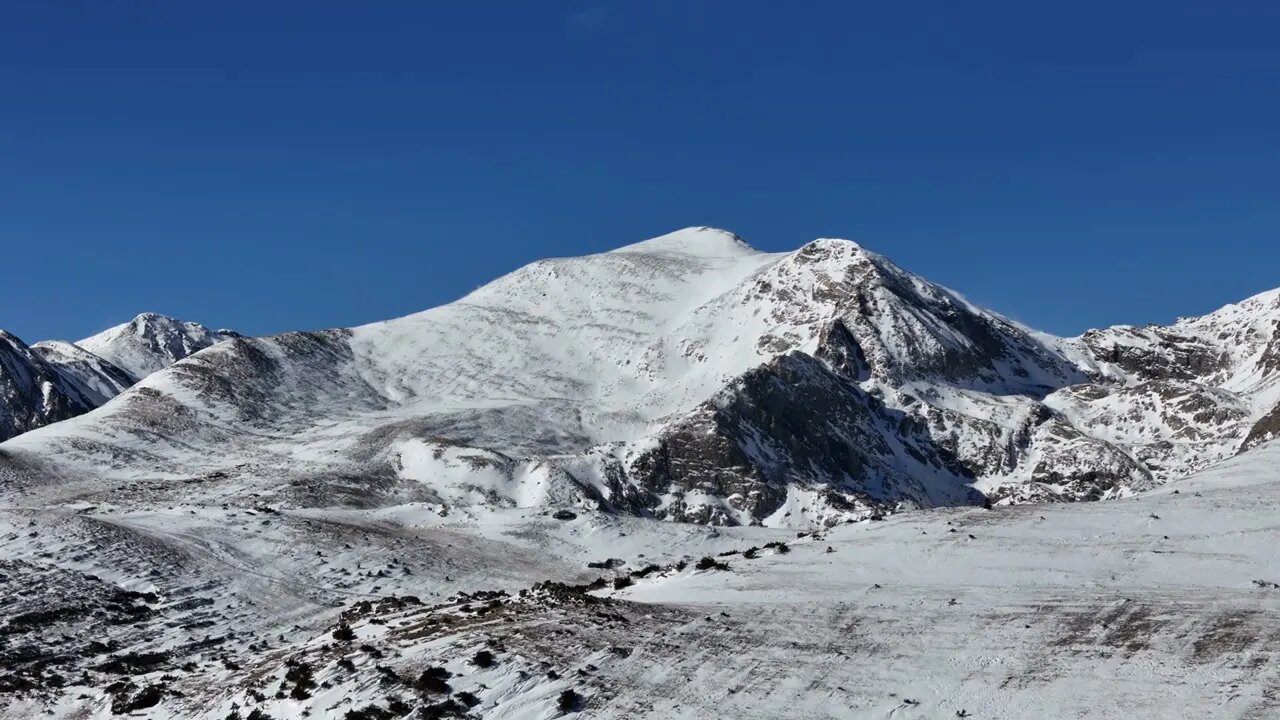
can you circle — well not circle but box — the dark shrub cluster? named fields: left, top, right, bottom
left=416, top=666, right=452, bottom=694
left=558, top=688, right=583, bottom=713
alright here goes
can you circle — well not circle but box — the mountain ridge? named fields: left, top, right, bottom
left=0, top=313, right=237, bottom=441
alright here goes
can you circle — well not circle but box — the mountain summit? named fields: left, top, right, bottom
left=75, top=312, right=240, bottom=379
left=4, top=228, right=1276, bottom=526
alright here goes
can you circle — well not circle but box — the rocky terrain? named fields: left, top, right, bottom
left=1, top=227, right=1278, bottom=718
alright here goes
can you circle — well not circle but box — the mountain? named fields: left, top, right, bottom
left=29, top=340, right=136, bottom=406
left=4, top=228, right=1277, bottom=526
left=0, top=314, right=237, bottom=441
left=0, top=331, right=102, bottom=441
left=75, top=312, right=240, bottom=379
left=1047, top=287, right=1280, bottom=480
left=3, top=228, right=1280, bottom=719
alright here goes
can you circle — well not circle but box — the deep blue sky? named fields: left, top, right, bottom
left=3, top=1, right=1278, bottom=342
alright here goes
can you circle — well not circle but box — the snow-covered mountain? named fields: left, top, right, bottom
left=0, top=314, right=237, bottom=441
left=75, top=312, right=240, bottom=379
left=3, top=227, right=1280, bottom=719
left=0, top=331, right=102, bottom=441
left=4, top=228, right=1277, bottom=526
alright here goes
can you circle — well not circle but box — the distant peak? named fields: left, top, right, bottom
left=130, top=312, right=181, bottom=327
left=74, top=314, right=237, bottom=380
left=610, top=226, right=758, bottom=258
left=799, top=237, right=868, bottom=254
left=793, top=237, right=891, bottom=271
left=1180, top=286, right=1280, bottom=326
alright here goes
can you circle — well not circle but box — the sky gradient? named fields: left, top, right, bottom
left=3, top=1, right=1278, bottom=342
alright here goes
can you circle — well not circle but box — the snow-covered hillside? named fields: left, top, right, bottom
left=1, top=414, right=1277, bottom=719
left=5, top=228, right=1278, bottom=525
left=0, top=314, right=237, bottom=441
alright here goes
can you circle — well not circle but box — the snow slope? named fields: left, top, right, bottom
left=1, top=425, right=1277, bottom=719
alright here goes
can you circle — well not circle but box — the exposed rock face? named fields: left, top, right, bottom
left=1243, top=402, right=1280, bottom=451
left=0, top=332, right=99, bottom=442
left=627, top=349, right=985, bottom=525
left=1047, top=288, right=1280, bottom=485
left=1080, top=327, right=1226, bottom=382
left=30, top=340, right=136, bottom=406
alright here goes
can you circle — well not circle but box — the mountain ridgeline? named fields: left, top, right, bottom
left=0, top=315, right=238, bottom=442
left=2, top=228, right=1277, bottom=527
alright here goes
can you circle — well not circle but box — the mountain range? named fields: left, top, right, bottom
left=2, top=228, right=1278, bottom=527
left=0, top=314, right=237, bottom=442
left=3, top=227, right=1279, bottom=719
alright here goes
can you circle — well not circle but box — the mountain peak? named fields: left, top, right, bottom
left=803, top=237, right=867, bottom=252
left=610, top=226, right=758, bottom=258
left=76, top=314, right=238, bottom=379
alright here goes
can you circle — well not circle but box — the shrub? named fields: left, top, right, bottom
left=612, top=576, right=634, bottom=590
left=630, top=564, right=662, bottom=578
left=284, top=660, right=316, bottom=700
left=558, top=688, right=582, bottom=713
left=419, top=699, right=466, bottom=719
left=694, top=556, right=730, bottom=571
left=415, top=668, right=452, bottom=694
left=343, top=706, right=393, bottom=720
left=332, top=623, right=355, bottom=642
left=471, top=650, right=495, bottom=668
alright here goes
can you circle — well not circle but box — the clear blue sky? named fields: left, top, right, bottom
left=3, top=1, right=1278, bottom=342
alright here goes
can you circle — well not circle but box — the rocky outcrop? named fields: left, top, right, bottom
left=1242, top=403, right=1280, bottom=452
